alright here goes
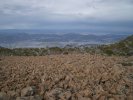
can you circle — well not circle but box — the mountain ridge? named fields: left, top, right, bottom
left=101, top=35, right=133, bottom=56
left=0, top=32, right=130, bottom=48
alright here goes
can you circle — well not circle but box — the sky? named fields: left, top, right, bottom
left=0, top=0, right=133, bottom=34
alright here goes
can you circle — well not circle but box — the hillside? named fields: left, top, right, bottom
left=0, top=54, right=133, bottom=100
left=101, top=35, right=133, bottom=56
left=0, top=35, right=133, bottom=100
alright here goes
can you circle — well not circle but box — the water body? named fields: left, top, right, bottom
left=0, top=41, right=107, bottom=48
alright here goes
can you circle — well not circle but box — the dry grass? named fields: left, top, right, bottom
left=0, top=54, right=133, bottom=100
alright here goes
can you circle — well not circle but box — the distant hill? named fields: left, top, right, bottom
left=0, top=31, right=129, bottom=48
left=101, top=35, right=133, bottom=56
left=0, top=34, right=133, bottom=56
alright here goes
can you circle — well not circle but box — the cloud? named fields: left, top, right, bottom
left=0, top=0, right=133, bottom=33
left=1, top=0, right=133, bottom=20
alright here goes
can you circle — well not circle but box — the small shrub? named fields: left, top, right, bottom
left=106, top=50, right=114, bottom=55
left=121, top=62, right=133, bottom=66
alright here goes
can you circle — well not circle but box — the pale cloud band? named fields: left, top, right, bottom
left=0, top=0, right=133, bottom=34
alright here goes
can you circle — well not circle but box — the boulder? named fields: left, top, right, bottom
left=59, top=91, right=72, bottom=100
left=16, top=95, right=43, bottom=100
left=0, top=92, right=9, bottom=100
left=16, top=97, right=29, bottom=100
left=21, top=86, right=36, bottom=97
left=29, top=95, right=43, bottom=100
left=45, top=88, right=63, bottom=100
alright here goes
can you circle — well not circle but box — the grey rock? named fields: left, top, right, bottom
left=0, top=92, right=9, bottom=100
left=21, top=86, right=36, bottom=97
left=16, top=97, right=29, bottom=100
left=29, top=95, right=43, bottom=100
left=59, top=91, right=72, bottom=100
left=16, top=95, right=43, bottom=100
left=45, top=88, right=63, bottom=100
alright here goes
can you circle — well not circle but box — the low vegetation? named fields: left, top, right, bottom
left=0, top=35, right=133, bottom=56
left=0, top=54, right=133, bottom=99
left=121, top=62, right=133, bottom=66
left=100, top=35, right=133, bottom=56
left=0, top=47, right=101, bottom=56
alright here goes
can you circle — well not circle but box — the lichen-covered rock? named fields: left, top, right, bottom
left=0, top=92, right=9, bottom=100
left=29, top=95, right=43, bottom=100
left=76, top=93, right=91, bottom=100
left=7, top=91, right=17, bottom=100
left=16, top=95, right=43, bottom=100
left=59, top=91, right=72, bottom=100
left=45, top=88, right=63, bottom=100
left=21, top=86, right=36, bottom=97
left=16, top=97, right=29, bottom=100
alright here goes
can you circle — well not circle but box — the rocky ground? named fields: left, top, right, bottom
left=0, top=54, right=133, bottom=100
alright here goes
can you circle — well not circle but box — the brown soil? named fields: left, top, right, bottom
left=0, top=54, right=133, bottom=100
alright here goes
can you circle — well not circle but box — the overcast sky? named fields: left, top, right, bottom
left=0, top=0, right=133, bottom=34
